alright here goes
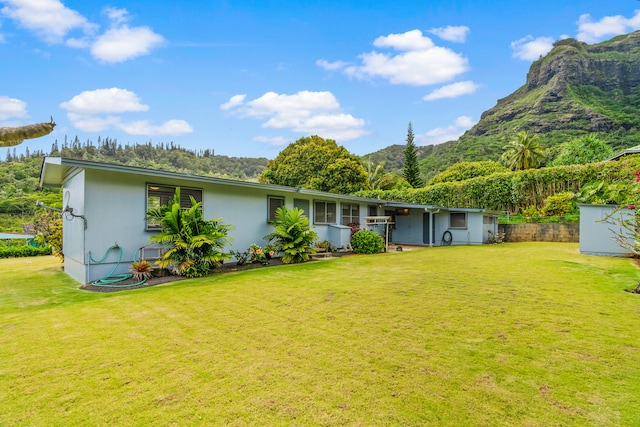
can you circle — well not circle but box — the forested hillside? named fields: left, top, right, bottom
left=368, top=31, right=640, bottom=180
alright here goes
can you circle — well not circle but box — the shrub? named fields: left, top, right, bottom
left=264, top=207, right=318, bottom=264
left=0, top=245, right=52, bottom=258
left=351, top=230, right=384, bottom=254
left=541, top=191, right=577, bottom=217
left=145, top=188, right=233, bottom=278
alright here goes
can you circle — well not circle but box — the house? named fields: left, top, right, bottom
left=39, top=157, right=499, bottom=284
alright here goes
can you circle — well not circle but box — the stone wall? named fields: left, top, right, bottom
left=499, top=223, right=579, bottom=243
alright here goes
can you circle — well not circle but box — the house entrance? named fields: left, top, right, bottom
left=423, top=212, right=435, bottom=245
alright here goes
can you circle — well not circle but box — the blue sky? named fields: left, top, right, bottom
left=1, top=1, right=640, bottom=160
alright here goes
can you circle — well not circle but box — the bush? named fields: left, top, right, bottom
left=351, top=230, right=384, bottom=254
left=0, top=245, right=52, bottom=258
left=264, top=207, right=318, bottom=264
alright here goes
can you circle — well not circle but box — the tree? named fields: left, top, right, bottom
left=264, top=206, right=318, bottom=264
left=145, top=188, right=232, bottom=277
left=363, top=157, right=397, bottom=190
left=551, top=134, right=613, bottom=166
left=259, top=135, right=368, bottom=193
left=402, top=122, right=423, bottom=187
left=500, top=131, right=545, bottom=171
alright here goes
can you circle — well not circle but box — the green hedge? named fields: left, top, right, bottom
left=0, top=245, right=52, bottom=258
left=355, top=156, right=640, bottom=212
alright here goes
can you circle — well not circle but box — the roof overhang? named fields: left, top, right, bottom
left=38, top=157, right=384, bottom=204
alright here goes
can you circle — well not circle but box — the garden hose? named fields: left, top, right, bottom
left=89, top=244, right=147, bottom=288
left=442, top=230, right=453, bottom=246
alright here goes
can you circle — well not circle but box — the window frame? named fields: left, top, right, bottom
left=341, top=202, right=360, bottom=226
left=449, top=211, right=467, bottom=229
left=314, top=200, right=337, bottom=224
left=146, top=183, right=203, bottom=230
left=267, top=195, right=285, bottom=222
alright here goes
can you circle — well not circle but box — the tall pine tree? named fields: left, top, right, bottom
left=402, top=122, right=423, bottom=187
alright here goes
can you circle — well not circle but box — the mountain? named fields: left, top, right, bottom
left=370, top=31, right=640, bottom=180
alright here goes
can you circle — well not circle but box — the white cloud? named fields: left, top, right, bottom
left=428, top=25, right=470, bottom=43
left=117, top=119, right=193, bottom=136
left=103, top=7, right=129, bottom=26
left=577, top=10, right=640, bottom=43
left=335, top=29, right=468, bottom=86
left=510, top=35, right=554, bottom=61
left=373, top=29, right=435, bottom=50
left=220, top=94, right=246, bottom=110
left=65, top=113, right=121, bottom=132
left=1, top=2, right=163, bottom=62
left=0, top=0, right=97, bottom=44
left=423, top=81, right=480, bottom=101
left=315, top=59, right=349, bottom=71
left=253, top=135, right=289, bottom=146
left=91, top=25, right=165, bottom=63
left=415, top=116, right=476, bottom=146
left=60, top=88, right=149, bottom=115
left=61, top=88, right=192, bottom=136
left=0, top=96, right=28, bottom=120
left=222, top=90, right=368, bottom=142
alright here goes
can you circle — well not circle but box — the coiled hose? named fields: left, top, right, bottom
left=90, top=244, right=147, bottom=287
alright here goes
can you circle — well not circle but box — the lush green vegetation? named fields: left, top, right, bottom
left=350, top=229, right=385, bottom=254
left=146, top=188, right=233, bottom=277
left=357, top=155, right=640, bottom=212
left=428, top=161, right=508, bottom=185
left=0, top=244, right=51, bottom=258
left=259, top=135, right=368, bottom=194
left=2, top=244, right=640, bottom=425
left=264, top=206, right=318, bottom=263
left=402, top=123, right=423, bottom=188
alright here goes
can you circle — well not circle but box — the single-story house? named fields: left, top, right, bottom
left=39, top=157, right=500, bottom=284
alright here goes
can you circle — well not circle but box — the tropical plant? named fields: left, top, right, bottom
left=229, top=249, right=250, bottom=266
left=500, top=131, right=545, bottom=171
left=551, top=134, right=613, bottom=166
left=403, top=122, right=423, bottom=187
left=130, top=260, right=154, bottom=282
left=363, top=157, right=397, bottom=190
left=264, top=207, right=318, bottom=264
left=249, top=243, right=269, bottom=265
left=145, top=188, right=232, bottom=277
left=350, top=230, right=384, bottom=254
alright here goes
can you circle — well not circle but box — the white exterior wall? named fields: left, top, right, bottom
left=579, top=204, right=633, bottom=256
left=61, top=170, right=87, bottom=283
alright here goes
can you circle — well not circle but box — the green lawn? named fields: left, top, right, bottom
left=1, top=243, right=639, bottom=426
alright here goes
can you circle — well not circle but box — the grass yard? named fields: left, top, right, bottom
left=1, top=243, right=640, bottom=426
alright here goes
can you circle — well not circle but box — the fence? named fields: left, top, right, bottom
left=499, top=223, right=580, bottom=243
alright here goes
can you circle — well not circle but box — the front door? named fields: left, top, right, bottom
left=423, top=212, right=434, bottom=244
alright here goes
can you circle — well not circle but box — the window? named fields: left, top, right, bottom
left=341, top=203, right=360, bottom=225
left=449, top=212, right=467, bottom=229
left=314, top=201, right=336, bottom=224
left=368, top=205, right=378, bottom=217
left=483, top=215, right=495, bottom=224
left=146, top=184, right=202, bottom=229
left=268, top=196, right=285, bottom=222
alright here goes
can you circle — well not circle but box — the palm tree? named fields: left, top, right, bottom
left=363, top=157, right=396, bottom=190
left=264, top=207, right=318, bottom=264
left=500, top=131, right=545, bottom=171
left=145, top=188, right=232, bottom=277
